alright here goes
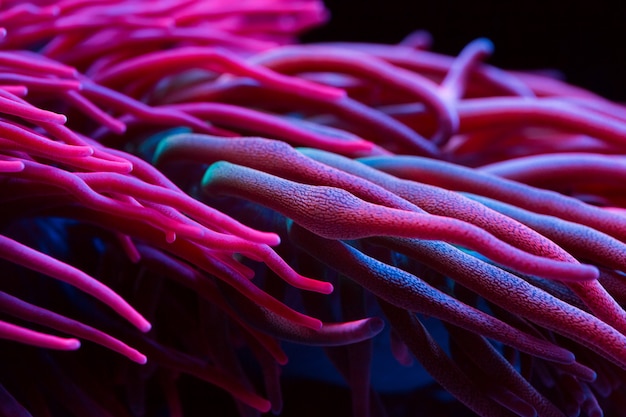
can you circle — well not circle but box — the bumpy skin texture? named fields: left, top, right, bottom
left=362, top=155, right=626, bottom=243
left=4, top=1, right=626, bottom=417
left=287, top=224, right=575, bottom=365
left=201, top=160, right=597, bottom=282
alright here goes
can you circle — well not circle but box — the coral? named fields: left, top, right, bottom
left=1, top=1, right=626, bottom=416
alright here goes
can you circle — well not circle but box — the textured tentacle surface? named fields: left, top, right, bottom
left=202, top=161, right=597, bottom=281
left=2, top=1, right=626, bottom=416
left=288, top=223, right=575, bottom=364
left=363, top=155, right=626, bottom=243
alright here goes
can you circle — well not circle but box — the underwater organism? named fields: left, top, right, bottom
left=1, top=1, right=626, bottom=417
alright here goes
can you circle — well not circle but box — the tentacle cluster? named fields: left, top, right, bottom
left=2, top=1, right=626, bottom=417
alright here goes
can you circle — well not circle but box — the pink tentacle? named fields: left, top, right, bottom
left=202, top=161, right=597, bottom=282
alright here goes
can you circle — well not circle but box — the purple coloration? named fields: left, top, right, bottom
left=1, top=1, right=626, bottom=417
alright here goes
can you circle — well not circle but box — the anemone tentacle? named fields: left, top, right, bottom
left=2, top=1, right=626, bottom=416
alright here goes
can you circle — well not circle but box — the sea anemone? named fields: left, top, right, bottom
left=1, top=1, right=626, bottom=416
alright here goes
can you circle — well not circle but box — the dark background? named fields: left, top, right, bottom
left=303, top=0, right=626, bottom=102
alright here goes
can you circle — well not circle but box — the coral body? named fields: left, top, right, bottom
left=1, top=1, right=626, bottom=417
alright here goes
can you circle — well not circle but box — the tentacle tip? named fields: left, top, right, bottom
left=2, top=161, right=25, bottom=172
left=583, top=264, right=600, bottom=281
left=66, top=338, right=81, bottom=350
left=261, top=232, right=281, bottom=246
left=137, top=319, right=152, bottom=333
left=308, top=318, right=324, bottom=331
left=277, top=354, right=289, bottom=366
left=257, top=399, right=272, bottom=413
left=355, top=139, right=376, bottom=152
left=113, top=121, right=127, bottom=135
left=559, top=350, right=577, bottom=365
left=133, top=353, right=148, bottom=365
left=319, top=282, right=334, bottom=294
left=557, top=264, right=600, bottom=282
left=120, top=162, right=134, bottom=174
left=474, top=37, right=495, bottom=55
left=302, top=279, right=334, bottom=294
left=318, top=85, right=347, bottom=100
left=368, top=317, right=385, bottom=335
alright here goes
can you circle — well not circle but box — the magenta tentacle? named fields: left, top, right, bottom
left=77, top=172, right=330, bottom=292
left=154, top=134, right=420, bottom=211
left=427, top=37, right=494, bottom=143
left=202, top=161, right=597, bottom=281
left=0, top=50, right=77, bottom=77
left=0, top=72, right=80, bottom=92
left=288, top=224, right=575, bottom=364
left=399, top=29, right=433, bottom=48
left=301, top=147, right=579, bottom=261
left=0, top=90, right=67, bottom=123
left=479, top=152, right=626, bottom=188
left=0, top=142, right=132, bottom=173
left=136, top=244, right=288, bottom=365
left=251, top=45, right=459, bottom=143
left=168, top=239, right=323, bottom=330
left=362, top=155, right=626, bottom=244
left=51, top=151, right=134, bottom=173
left=439, top=38, right=494, bottom=102
left=378, top=237, right=626, bottom=370
left=467, top=194, right=626, bottom=274
left=63, top=89, right=127, bottom=134
left=97, top=146, right=183, bottom=190
left=0, top=319, right=81, bottom=351
left=0, top=159, right=24, bottom=172
left=163, top=102, right=374, bottom=154
left=93, top=47, right=344, bottom=101
left=163, top=78, right=439, bottom=156
left=2, top=2, right=626, bottom=416
left=77, top=171, right=281, bottom=245
left=322, top=41, right=535, bottom=97
left=0, top=291, right=146, bottom=363
left=10, top=160, right=204, bottom=243
left=53, top=27, right=275, bottom=66
left=67, top=206, right=323, bottom=331
left=80, top=81, right=219, bottom=134
left=0, top=120, right=93, bottom=158
left=220, top=281, right=384, bottom=346
left=467, top=194, right=626, bottom=335
left=157, top=135, right=586, bottom=273
left=457, top=97, right=626, bottom=148
left=0, top=85, right=28, bottom=96
left=0, top=234, right=150, bottom=332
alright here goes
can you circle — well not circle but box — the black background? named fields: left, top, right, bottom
left=303, top=0, right=626, bottom=102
